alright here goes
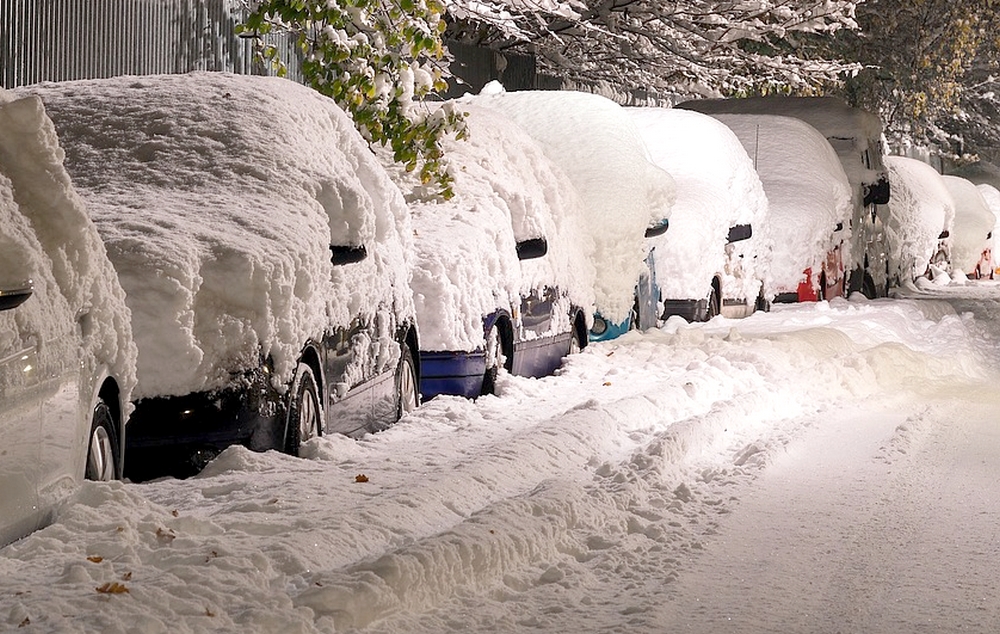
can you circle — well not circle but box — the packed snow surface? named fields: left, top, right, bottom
left=5, top=282, right=1000, bottom=632
left=0, top=88, right=136, bottom=403
left=711, top=113, right=853, bottom=295
left=627, top=107, right=769, bottom=303
left=469, top=86, right=676, bottom=323
left=382, top=103, right=595, bottom=352
left=18, top=73, right=415, bottom=399
left=885, top=155, right=955, bottom=281
left=942, top=175, right=996, bottom=276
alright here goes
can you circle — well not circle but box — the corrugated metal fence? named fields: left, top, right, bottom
left=1, top=0, right=298, bottom=88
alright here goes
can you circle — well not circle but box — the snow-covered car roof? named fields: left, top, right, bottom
left=627, top=107, right=769, bottom=302
left=942, top=175, right=996, bottom=275
left=678, top=96, right=887, bottom=191
left=20, top=72, right=415, bottom=399
left=884, top=156, right=955, bottom=280
left=0, top=90, right=136, bottom=404
left=383, top=103, right=596, bottom=352
left=467, top=87, right=675, bottom=323
left=711, top=113, right=853, bottom=294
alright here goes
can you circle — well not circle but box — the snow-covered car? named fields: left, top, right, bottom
left=942, top=175, right=996, bottom=279
left=469, top=86, right=675, bottom=341
left=383, top=103, right=595, bottom=399
left=710, top=114, right=853, bottom=303
left=976, top=183, right=1000, bottom=278
left=627, top=107, right=769, bottom=321
left=884, top=156, right=955, bottom=283
left=679, top=96, right=892, bottom=298
left=22, top=73, right=420, bottom=480
left=0, top=90, right=136, bottom=546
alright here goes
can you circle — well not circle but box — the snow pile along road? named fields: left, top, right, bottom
left=0, top=294, right=995, bottom=633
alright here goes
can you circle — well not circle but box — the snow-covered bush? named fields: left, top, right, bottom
left=627, top=107, right=769, bottom=306
left=976, top=183, right=1000, bottom=274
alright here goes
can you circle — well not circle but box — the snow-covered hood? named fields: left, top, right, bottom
left=713, top=114, right=853, bottom=295
left=468, top=88, right=675, bottom=323
left=20, top=73, right=415, bottom=400
left=627, top=107, right=769, bottom=302
left=943, top=175, right=996, bottom=275
left=885, top=156, right=955, bottom=280
left=384, top=103, right=596, bottom=352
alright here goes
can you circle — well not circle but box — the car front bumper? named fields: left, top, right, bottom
left=125, top=371, right=285, bottom=481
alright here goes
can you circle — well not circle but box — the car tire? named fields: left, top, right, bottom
left=706, top=285, right=721, bottom=320
left=569, top=320, right=584, bottom=355
left=481, top=325, right=504, bottom=396
left=396, top=345, right=418, bottom=419
left=285, top=362, right=322, bottom=457
left=85, top=398, right=120, bottom=481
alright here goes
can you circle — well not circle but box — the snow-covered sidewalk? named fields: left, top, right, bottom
left=1, top=292, right=996, bottom=633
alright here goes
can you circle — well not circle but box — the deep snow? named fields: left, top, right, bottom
left=3, top=283, right=1000, bottom=633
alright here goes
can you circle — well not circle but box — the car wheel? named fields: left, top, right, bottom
left=706, top=285, right=721, bottom=320
left=481, top=325, right=504, bottom=396
left=396, top=345, right=418, bottom=419
left=862, top=273, right=878, bottom=299
left=569, top=321, right=584, bottom=355
left=285, top=362, right=322, bottom=457
left=628, top=293, right=641, bottom=330
left=85, top=398, right=119, bottom=481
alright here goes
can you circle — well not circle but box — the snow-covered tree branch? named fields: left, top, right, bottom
left=240, top=0, right=466, bottom=198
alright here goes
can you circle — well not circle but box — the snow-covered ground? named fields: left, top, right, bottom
left=3, top=285, right=1000, bottom=633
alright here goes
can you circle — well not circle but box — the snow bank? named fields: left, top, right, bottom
left=711, top=114, right=853, bottom=296
left=0, top=294, right=990, bottom=633
left=884, top=156, right=954, bottom=281
left=468, top=87, right=676, bottom=323
left=627, top=107, right=769, bottom=303
left=0, top=89, right=136, bottom=403
left=20, top=73, right=414, bottom=399
left=381, top=103, right=596, bottom=352
left=942, top=175, right=995, bottom=277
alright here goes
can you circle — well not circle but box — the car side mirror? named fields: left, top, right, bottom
left=0, top=281, right=33, bottom=312
left=863, top=174, right=890, bottom=206
left=726, top=224, right=752, bottom=243
left=644, top=218, right=670, bottom=238
left=516, top=238, right=548, bottom=260
left=330, top=244, right=368, bottom=266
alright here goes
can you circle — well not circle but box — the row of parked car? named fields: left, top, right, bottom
left=2, top=71, right=996, bottom=547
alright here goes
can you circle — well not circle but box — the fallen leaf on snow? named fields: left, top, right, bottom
left=95, top=582, right=129, bottom=594
left=355, top=474, right=369, bottom=483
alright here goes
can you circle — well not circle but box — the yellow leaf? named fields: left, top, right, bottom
left=87, top=556, right=103, bottom=563
left=95, top=582, right=129, bottom=594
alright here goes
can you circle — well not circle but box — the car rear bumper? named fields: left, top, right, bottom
left=419, top=350, right=486, bottom=400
